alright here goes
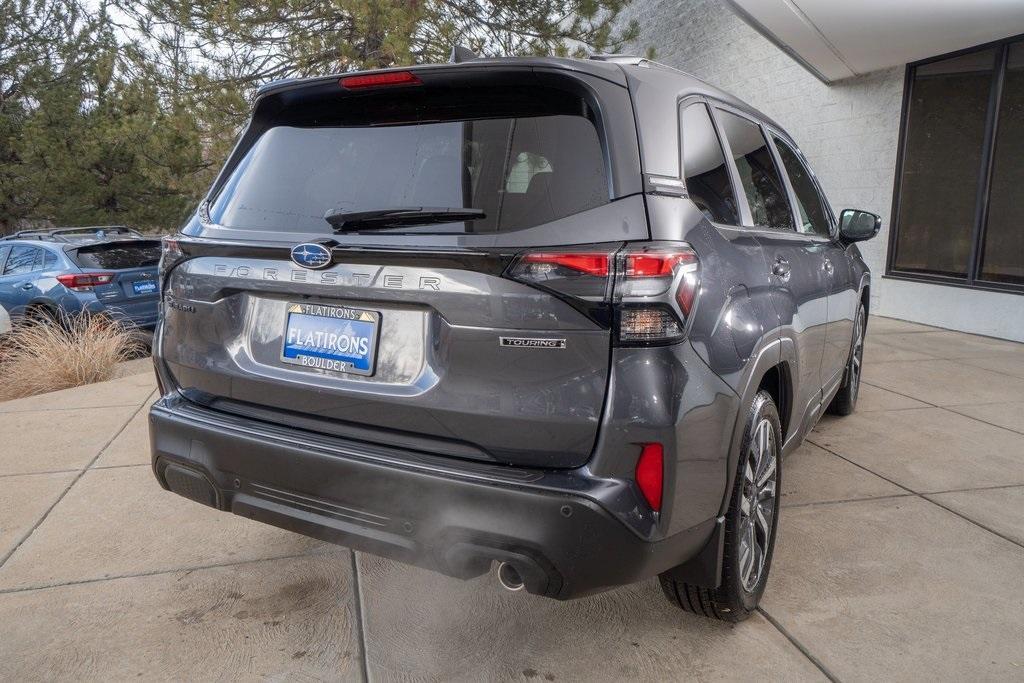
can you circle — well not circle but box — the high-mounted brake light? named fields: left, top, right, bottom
left=339, top=71, right=422, bottom=89
left=635, top=443, right=664, bottom=512
left=56, top=272, right=114, bottom=291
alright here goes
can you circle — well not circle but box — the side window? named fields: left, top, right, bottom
left=42, top=250, right=59, bottom=269
left=773, top=137, right=831, bottom=237
left=0, top=246, right=10, bottom=273
left=681, top=103, right=740, bottom=224
left=716, top=110, right=795, bottom=230
left=3, top=246, right=41, bottom=276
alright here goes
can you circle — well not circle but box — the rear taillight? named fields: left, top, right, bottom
left=635, top=443, right=664, bottom=512
left=159, top=236, right=186, bottom=287
left=56, top=272, right=114, bottom=291
left=614, top=244, right=700, bottom=345
left=506, top=242, right=700, bottom=345
left=339, top=71, right=422, bottom=89
left=506, top=250, right=614, bottom=304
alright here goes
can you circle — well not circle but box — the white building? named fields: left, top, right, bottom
left=619, top=0, right=1024, bottom=341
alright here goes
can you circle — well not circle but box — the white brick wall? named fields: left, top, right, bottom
left=619, top=0, right=1024, bottom=341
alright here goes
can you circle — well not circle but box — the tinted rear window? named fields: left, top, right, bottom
left=72, top=242, right=161, bottom=269
left=208, top=95, right=608, bottom=236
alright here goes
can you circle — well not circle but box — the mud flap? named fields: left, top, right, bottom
left=662, top=515, right=725, bottom=588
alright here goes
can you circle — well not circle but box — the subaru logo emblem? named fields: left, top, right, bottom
left=291, top=243, right=332, bottom=270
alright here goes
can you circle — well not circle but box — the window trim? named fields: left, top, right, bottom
left=886, top=32, right=1024, bottom=295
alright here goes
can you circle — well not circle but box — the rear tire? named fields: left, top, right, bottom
left=24, top=305, right=60, bottom=327
left=660, top=391, right=781, bottom=622
left=827, top=303, right=866, bottom=416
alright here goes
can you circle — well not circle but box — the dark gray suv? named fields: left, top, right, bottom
left=150, top=55, right=880, bottom=621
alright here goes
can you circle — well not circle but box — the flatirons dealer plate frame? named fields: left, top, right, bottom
left=280, top=302, right=381, bottom=377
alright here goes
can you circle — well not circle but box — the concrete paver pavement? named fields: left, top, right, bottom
left=1, top=317, right=1022, bottom=681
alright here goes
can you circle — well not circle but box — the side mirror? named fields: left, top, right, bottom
left=839, top=209, right=881, bottom=242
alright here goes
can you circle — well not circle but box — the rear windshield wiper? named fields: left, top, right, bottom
left=325, top=206, right=485, bottom=232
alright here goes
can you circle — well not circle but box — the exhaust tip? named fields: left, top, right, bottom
left=497, top=562, right=525, bottom=592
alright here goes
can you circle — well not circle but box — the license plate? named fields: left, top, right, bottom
left=132, top=280, right=157, bottom=295
left=281, top=303, right=380, bottom=376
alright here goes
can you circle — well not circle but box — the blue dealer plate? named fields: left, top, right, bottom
left=281, top=303, right=380, bottom=376
left=132, top=280, right=157, bottom=295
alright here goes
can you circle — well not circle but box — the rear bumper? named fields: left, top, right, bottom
left=149, top=396, right=716, bottom=599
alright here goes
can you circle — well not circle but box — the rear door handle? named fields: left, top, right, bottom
left=772, top=258, right=791, bottom=280
left=20, top=282, right=34, bottom=290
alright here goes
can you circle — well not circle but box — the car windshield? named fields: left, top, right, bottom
left=207, top=113, right=608, bottom=235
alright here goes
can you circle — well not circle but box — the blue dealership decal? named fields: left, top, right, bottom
left=290, top=243, right=333, bottom=269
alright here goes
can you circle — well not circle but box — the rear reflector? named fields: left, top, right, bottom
left=635, top=443, right=664, bottom=512
left=339, top=71, right=422, bottom=89
left=56, top=272, right=115, bottom=291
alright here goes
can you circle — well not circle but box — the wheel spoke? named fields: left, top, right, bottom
left=756, top=452, right=776, bottom=488
left=740, top=492, right=751, bottom=516
left=759, top=478, right=776, bottom=500
left=740, top=522, right=756, bottom=586
left=744, top=458, right=756, bottom=486
left=755, top=500, right=771, bottom=537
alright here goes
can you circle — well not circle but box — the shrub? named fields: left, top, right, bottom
left=0, top=314, right=143, bottom=401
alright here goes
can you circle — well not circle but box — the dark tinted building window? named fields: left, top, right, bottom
left=981, top=42, right=1024, bottom=285
left=717, top=110, right=795, bottom=230
left=3, top=246, right=40, bottom=275
left=894, top=50, right=995, bottom=277
left=773, top=137, right=831, bottom=237
left=681, top=103, right=739, bottom=224
left=892, top=39, right=1024, bottom=289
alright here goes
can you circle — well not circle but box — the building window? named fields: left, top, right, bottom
left=890, top=36, right=1024, bottom=291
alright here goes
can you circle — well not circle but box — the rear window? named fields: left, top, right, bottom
left=207, top=92, right=609, bottom=236
left=72, top=242, right=161, bottom=270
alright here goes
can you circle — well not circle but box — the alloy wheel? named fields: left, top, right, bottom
left=738, top=417, right=777, bottom=593
left=850, top=311, right=865, bottom=402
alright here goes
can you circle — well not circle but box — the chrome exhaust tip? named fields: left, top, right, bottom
left=497, top=562, right=525, bottom=591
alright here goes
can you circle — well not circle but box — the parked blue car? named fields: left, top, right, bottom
left=0, top=227, right=161, bottom=332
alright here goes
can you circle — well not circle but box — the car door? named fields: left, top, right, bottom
left=770, top=135, right=856, bottom=395
left=714, top=108, right=829, bottom=438
left=0, top=245, right=44, bottom=320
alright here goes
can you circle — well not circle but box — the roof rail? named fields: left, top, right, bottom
left=0, top=226, right=143, bottom=242
left=587, top=53, right=649, bottom=66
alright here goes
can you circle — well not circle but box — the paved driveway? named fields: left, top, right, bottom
left=1, top=317, right=1022, bottom=681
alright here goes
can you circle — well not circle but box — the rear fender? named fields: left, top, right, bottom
left=718, top=336, right=783, bottom=518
